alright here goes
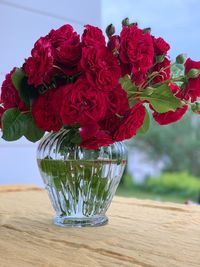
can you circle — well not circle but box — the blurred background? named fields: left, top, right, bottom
left=0, top=0, right=200, bottom=203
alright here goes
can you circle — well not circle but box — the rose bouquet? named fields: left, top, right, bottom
left=1, top=19, right=200, bottom=227
left=0, top=19, right=200, bottom=148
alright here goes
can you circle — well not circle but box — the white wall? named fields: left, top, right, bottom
left=0, top=0, right=101, bottom=185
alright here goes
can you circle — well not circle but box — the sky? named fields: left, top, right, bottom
left=102, top=0, right=200, bottom=60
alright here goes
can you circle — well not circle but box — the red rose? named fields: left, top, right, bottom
left=82, top=25, right=105, bottom=47
left=80, top=125, right=114, bottom=149
left=152, top=37, right=170, bottom=55
left=132, top=70, right=147, bottom=86
left=120, top=25, right=154, bottom=74
left=105, top=84, right=129, bottom=118
left=169, top=83, right=184, bottom=99
left=1, top=68, right=27, bottom=111
left=107, top=35, right=120, bottom=54
left=48, top=24, right=82, bottom=76
left=184, top=58, right=200, bottom=102
left=99, top=115, right=122, bottom=136
left=153, top=105, right=188, bottom=125
left=79, top=122, right=114, bottom=150
left=60, top=78, right=107, bottom=125
left=80, top=46, right=121, bottom=91
left=120, top=62, right=132, bottom=76
left=79, top=123, right=99, bottom=140
left=151, top=57, right=171, bottom=84
left=24, top=37, right=53, bottom=87
left=98, top=85, right=129, bottom=135
left=32, top=88, right=62, bottom=132
left=152, top=83, right=188, bottom=125
left=114, top=103, right=146, bottom=141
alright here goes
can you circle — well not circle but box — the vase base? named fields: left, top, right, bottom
left=54, top=215, right=108, bottom=228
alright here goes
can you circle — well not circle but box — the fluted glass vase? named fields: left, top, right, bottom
left=37, top=129, right=127, bottom=227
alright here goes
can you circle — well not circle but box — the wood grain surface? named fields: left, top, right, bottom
left=0, top=186, right=199, bottom=267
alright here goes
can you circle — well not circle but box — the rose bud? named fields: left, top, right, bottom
left=143, top=27, right=151, bottom=34
left=176, top=54, right=187, bottom=64
left=122, top=17, right=130, bottom=26
left=106, top=24, right=115, bottom=37
left=191, top=102, right=200, bottom=114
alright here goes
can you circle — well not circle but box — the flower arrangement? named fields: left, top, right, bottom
left=0, top=18, right=200, bottom=149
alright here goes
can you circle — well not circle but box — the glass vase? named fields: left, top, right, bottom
left=37, top=129, right=127, bottom=227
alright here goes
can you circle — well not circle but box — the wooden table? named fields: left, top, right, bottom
left=0, top=185, right=199, bottom=267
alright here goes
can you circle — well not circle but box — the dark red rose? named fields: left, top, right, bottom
left=50, top=86, right=65, bottom=116
left=107, top=35, right=120, bottom=54
left=1, top=68, right=28, bottom=111
left=24, top=37, right=53, bottom=87
left=80, top=46, right=121, bottom=91
left=152, top=37, right=170, bottom=55
left=32, top=88, right=62, bottom=132
left=98, top=85, right=129, bottom=135
left=119, top=25, right=154, bottom=74
left=132, top=70, right=147, bottom=86
left=48, top=24, right=82, bottom=76
left=105, top=84, right=129, bottom=118
left=80, top=126, right=114, bottom=149
left=79, top=123, right=99, bottom=140
left=120, top=62, right=132, bottom=76
left=99, top=115, right=122, bottom=136
left=82, top=25, right=105, bottom=47
left=183, top=58, right=200, bottom=102
left=60, top=78, right=107, bottom=125
left=153, top=105, right=188, bottom=125
left=151, top=57, right=171, bottom=84
left=114, top=103, right=146, bottom=141
left=48, top=24, right=73, bottom=46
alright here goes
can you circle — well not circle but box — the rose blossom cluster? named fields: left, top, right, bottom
left=1, top=21, right=200, bottom=149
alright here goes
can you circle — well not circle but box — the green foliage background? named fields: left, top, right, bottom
left=117, top=173, right=200, bottom=203
left=117, top=110, right=200, bottom=203
left=131, top=111, right=200, bottom=177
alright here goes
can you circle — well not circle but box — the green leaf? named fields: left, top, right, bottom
left=155, top=55, right=165, bottom=64
left=187, top=68, right=200, bottom=79
left=63, top=127, right=82, bottom=146
left=119, top=75, right=137, bottom=106
left=1, top=108, right=44, bottom=142
left=11, top=68, right=39, bottom=108
left=140, top=84, right=182, bottom=113
left=17, top=78, right=32, bottom=108
left=11, top=68, right=25, bottom=91
left=71, top=132, right=82, bottom=145
left=21, top=78, right=39, bottom=108
left=137, top=109, right=150, bottom=134
left=2, top=108, right=26, bottom=141
left=119, top=75, right=136, bottom=94
left=23, top=113, right=45, bottom=142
